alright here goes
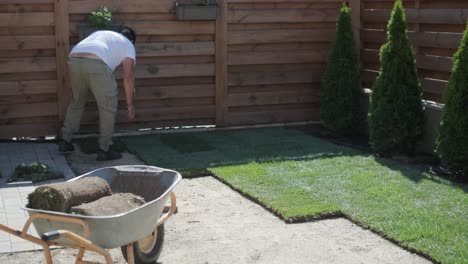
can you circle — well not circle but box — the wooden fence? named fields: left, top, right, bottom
left=0, top=0, right=467, bottom=138
left=359, top=0, right=468, bottom=102
left=0, top=0, right=59, bottom=138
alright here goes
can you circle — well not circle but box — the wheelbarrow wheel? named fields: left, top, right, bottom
left=121, top=224, right=165, bottom=264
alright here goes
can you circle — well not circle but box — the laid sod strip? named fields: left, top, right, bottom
left=121, top=127, right=467, bottom=264
left=212, top=160, right=468, bottom=264
left=160, top=133, right=215, bottom=153
left=77, top=137, right=127, bottom=154
left=122, top=127, right=344, bottom=176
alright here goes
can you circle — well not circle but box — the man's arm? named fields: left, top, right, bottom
left=122, top=57, right=135, bottom=121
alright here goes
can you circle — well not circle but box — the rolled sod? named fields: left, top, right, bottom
left=70, top=193, right=145, bottom=216
left=27, top=177, right=111, bottom=212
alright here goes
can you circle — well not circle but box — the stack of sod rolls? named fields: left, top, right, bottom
left=27, top=177, right=146, bottom=216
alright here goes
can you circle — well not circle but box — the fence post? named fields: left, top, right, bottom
left=349, top=0, right=362, bottom=94
left=350, top=0, right=361, bottom=54
left=414, top=0, right=420, bottom=54
left=54, top=0, right=70, bottom=129
left=215, top=0, right=228, bottom=127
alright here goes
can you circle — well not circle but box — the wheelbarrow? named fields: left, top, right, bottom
left=0, top=165, right=181, bottom=264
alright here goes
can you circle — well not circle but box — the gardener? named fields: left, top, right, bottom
left=58, top=25, right=136, bottom=161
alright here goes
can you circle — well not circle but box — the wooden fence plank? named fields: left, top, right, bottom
left=362, top=29, right=463, bottom=49
left=126, top=21, right=215, bottom=35
left=115, top=64, right=215, bottom=79
left=229, top=0, right=340, bottom=2
left=98, top=119, right=214, bottom=131
left=416, top=54, right=453, bottom=72
left=228, top=107, right=319, bottom=126
left=228, top=29, right=335, bottom=44
left=0, top=57, right=56, bottom=73
left=228, top=50, right=328, bottom=65
left=132, top=84, right=215, bottom=100
left=0, top=0, right=53, bottom=3
left=0, top=12, right=54, bottom=27
left=228, top=9, right=339, bottom=23
left=0, top=102, right=57, bottom=119
left=0, top=36, right=56, bottom=50
left=69, top=0, right=175, bottom=14
left=229, top=90, right=319, bottom=107
left=0, top=123, right=56, bottom=138
left=229, top=63, right=323, bottom=73
left=229, top=83, right=316, bottom=94
left=136, top=42, right=215, bottom=57
left=362, top=49, right=453, bottom=72
left=0, top=80, right=56, bottom=95
left=216, top=0, right=228, bottom=127
left=228, top=71, right=322, bottom=86
left=55, top=0, right=70, bottom=123
left=361, top=69, right=448, bottom=95
left=363, top=8, right=468, bottom=24
left=82, top=106, right=215, bottom=123
left=421, top=78, right=448, bottom=95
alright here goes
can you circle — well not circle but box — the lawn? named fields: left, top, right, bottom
left=121, top=127, right=468, bottom=264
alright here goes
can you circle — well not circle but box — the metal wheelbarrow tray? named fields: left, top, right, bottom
left=0, top=165, right=182, bottom=264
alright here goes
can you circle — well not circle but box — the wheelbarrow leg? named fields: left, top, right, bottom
left=126, top=243, right=135, bottom=264
left=42, top=245, right=53, bottom=264
left=76, top=248, right=85, bottom=264
left=43, top=230, right=112, bottom=264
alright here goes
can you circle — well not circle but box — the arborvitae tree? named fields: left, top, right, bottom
left=368, top=0, right=424, bottom=155
left=320, top=4, right=363, bottom=135
left=436, top=21, right=468, bottom=174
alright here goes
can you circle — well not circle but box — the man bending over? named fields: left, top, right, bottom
left=58, top=25, right=136, bottom=161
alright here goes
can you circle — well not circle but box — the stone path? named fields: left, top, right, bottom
left=0, top=143, right=75, bottom=253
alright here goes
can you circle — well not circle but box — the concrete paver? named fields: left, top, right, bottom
left=0, top=142, right=75, bottom=254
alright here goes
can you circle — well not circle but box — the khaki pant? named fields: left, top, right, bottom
left=61, top=57, right=118, bottom=151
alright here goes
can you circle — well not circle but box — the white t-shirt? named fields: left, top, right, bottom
left=70, top=30, right=136, bottom=71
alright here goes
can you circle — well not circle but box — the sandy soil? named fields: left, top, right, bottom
left=0, top=148, right=432, bottom=264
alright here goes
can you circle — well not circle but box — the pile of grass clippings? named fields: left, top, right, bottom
left=8, top=162, right=64, bottom=183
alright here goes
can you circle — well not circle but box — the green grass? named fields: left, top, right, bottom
left=159, top=133, right=215, bottom=153
left=121, top=127, right=468, bottom=264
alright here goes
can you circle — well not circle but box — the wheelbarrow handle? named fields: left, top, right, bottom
left=41, top=231, right=60, bottom=242
left=157, top=192, right=177, bottom=226
left=41, top=230, right=113, bottom=264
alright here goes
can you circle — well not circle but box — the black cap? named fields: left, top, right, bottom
left=119, top=25, right=136, bottom=44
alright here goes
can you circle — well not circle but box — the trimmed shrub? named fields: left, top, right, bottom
left=320, top=4, right=363, bottom=135
left=368, top=0, right=424, bottom=155
left=436, top=21, right=468, bottom=174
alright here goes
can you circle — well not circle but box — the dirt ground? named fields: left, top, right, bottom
left=0, top=147, right=432, bottom=264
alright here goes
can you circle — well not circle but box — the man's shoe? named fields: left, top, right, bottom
left=58, top=139, right=74, bottom=152
left=96, top=148, right=122, bottom=161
